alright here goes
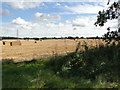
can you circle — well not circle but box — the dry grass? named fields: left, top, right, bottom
left=2, top=39, right=107, bottom=62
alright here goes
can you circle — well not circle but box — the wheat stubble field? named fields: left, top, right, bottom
left=2, top=39, right=106, bottom=62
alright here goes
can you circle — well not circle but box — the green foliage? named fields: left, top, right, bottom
left=95, top=2, right=119, bottom=26
left=2, top=43, right=120, bottom=88
left=95, top=1, right=120, bottom=42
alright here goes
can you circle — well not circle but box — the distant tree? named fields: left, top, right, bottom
left=68, top=36, right=74, bottom=39
left=76, top=36, right=79, bottom=39
left=95, top=0, right=120, bottom=43
left=95, top=36, right=98, bottom=39
left=65, top=37, right=68, bottom=39
left=53, top=37, right=57, bottom=39
left=24, top=37, right=30, bottom=40
left=33, top=38, right=39, bottom=40
left=2, top=37, right=18, bottom=39
left=41, top=37, right=47, bottom=40
left=80, top=36, right=84, bottom=39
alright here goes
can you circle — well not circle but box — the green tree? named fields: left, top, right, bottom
left=95, top=0, right=120, bottom=43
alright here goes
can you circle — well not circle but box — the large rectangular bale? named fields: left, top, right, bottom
left=10, top=41, right=21, bottom=46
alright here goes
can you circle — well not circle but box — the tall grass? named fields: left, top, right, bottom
left=2, top=42, right=120, bottom=88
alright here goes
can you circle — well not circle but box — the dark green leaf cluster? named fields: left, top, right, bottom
left=95, top=2, right=119, bottom=27
left=103, top=28, right=120, bottom=43
left=62, top=43, right=120, bottom=80
left=95, top=1, right=120, bottom=42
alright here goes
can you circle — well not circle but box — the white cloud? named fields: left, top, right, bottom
left=58, top=22, right=64, bottom=27
left=12, top=17, right=28, bottom=25
left=12, top=17, right=38, bottom=29
left=35, top=15, right=117, bottom=37
left=64, top=5, right=68, bottom=8
left=1, top=1, right=118, bottom=38
left=66, top=20, right=70, bottom=24
left=46, top=23, right=57, bottom=28
left=63, top=0, right=118, bottom=14
left=56, top=3, right=61, bottom=6
left=34, top=12, right=61, bottom=22
left=72, top=18, right=87, bottom=27
left=0, top=22, right=17, bottom=37
left=8, top=2, right=41, bottom=9
left=1, top=15, right=118, bottom=38
left=41, top=3, right=45, bottom=6
left=3, top=0, right=117, bottom=2
left=71, top=15, right=118, bottom=37
left=73, top=15, right=118, bottom=29
left=0, top=9, right=12, bottom=16
left=67, top=4, right=104, bottom=14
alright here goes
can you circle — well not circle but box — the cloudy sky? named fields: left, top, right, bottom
left=0, top=0, right=118, bottom=38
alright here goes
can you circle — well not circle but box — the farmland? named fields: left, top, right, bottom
left=2, top=41, right=120, bottom=88
left=2, top=39, right=106, bottom=62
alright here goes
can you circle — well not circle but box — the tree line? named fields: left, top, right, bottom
left=1, top=36, right=104, bottom=40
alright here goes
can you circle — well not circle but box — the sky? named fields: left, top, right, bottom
left=0, top=0, right=118, bottom=38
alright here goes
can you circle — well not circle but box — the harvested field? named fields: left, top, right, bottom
left=2, top=39, right=106, bottom=62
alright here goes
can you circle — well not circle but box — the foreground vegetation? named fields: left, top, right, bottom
left=2, top=42, right=120, bottom=88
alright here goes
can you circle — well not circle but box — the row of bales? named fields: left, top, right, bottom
left=2, top=39, right=43, bottom=46
left=2, top=38, right=106, bottom=48
left=3, top=41, right=21, bottom=46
